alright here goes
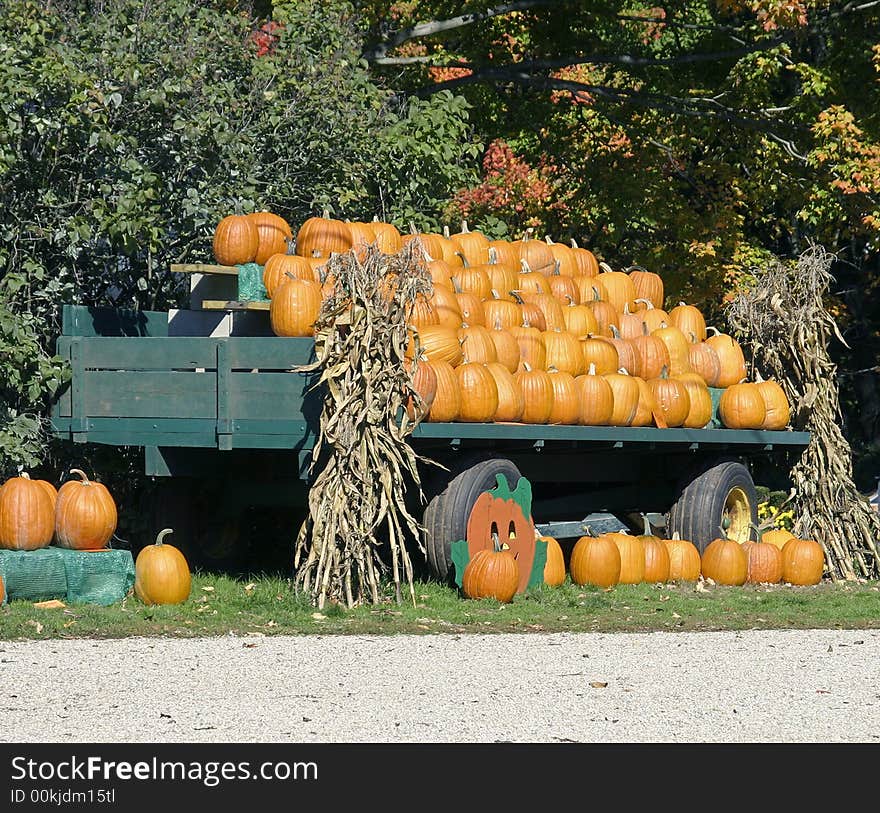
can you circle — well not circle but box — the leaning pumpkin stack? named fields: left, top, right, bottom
left=212, top=212, right=790, bottom=430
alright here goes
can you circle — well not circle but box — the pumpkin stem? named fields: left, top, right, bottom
left=509, top=289, right=525, bottom=305
left=69, top=468, right=90, bottom=485
left=609, top=324, right=622, bottom=339
left=552, top=259, right=561, bottom=275
left=626, top=265, right=648, bottom=274
left=487, top=246, right=498, bottom=264
left=634, top=297, right=653, bottom=310
left=598, top=261, right=613, bottom=274
left=588, top=362, right=597, bottom=375
left=519, top=258, right=533, bottom=274
left=706, top=325, right=722, bottom=337
left=564, top=294, right=576, bottom=306
left=443, top=225, right=451, bottom=239
left=20, top=472, right=30, bottom=480
left=642, top=514, right=652, bottom=536
left=570, top=237, right=580, bottom=249
left=457, top=251, right=470, bottom=267
left=155, top=528, right=174, bottom=546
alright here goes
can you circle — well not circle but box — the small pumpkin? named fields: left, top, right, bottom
left=677, top=372, right=714, bottom=429
left=411, top=325, right=464, bottom=367
left=55, top=468, right=118, bottom=550
left=134, top=528, right=192, bottom=605
left=458, top=324, right=498, bottom=365
left=545, top=236, right=579, bottom=277
left=701, top=535, right=748, bottom=585
left=453, top=220, right=490, bottom=266
left=510, top=318, right=547, bottom=371
left=371, top=218, right=403, bottom=254
left=0, top=472, right=55, bottom=550
left=652, top=322, right=692, bottom=377
left=462, top=538, right=519, bottom=602
left=570, top=533, right=621, bottom=587
left=569, top=238, right=599, bottom=276
left=628, top=265, right=664, bottom=310
left=489, top=320, right=521, bottom=374
left=598, top=264, right=637, bottom=313
left=541, top=536, right=566, bottom=586
left=580, top=334, right=619, bottom=376
left=687, top=338, right=722, bottom=387
left=517, top=234, right=556, bottom=276
left=669, top=302, right=707, bottom=343
left=781, top=537, right=825, bottom=585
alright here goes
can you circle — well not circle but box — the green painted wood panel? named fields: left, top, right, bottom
left=76, top=337, right=218, bottom=370
left=225, top=337, right=316, bottom=369
left=82, top=371, right=217, bottom=418
left=62, top=304, right=169, bottom=337
left=229, top=371, right=318, bottom=420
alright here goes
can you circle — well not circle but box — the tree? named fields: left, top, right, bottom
left=358, top=0, right=880, bottom=481
left=0, top=0, right=479, bottom=474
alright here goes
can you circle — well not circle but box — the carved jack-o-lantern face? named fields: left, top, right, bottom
left=466, top=477, right=537, bottom=594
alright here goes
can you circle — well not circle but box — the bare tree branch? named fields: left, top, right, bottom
left=373, top=38, right=785, bottom=68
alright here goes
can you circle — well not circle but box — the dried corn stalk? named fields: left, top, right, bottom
left=293, top=241, right=434, bottom=608
left=727, top=244, right=880, bottom=580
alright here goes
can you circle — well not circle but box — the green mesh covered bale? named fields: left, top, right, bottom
left=0, top=547, right=134, bottom=606
left=236, top=262, right=267, bottom=301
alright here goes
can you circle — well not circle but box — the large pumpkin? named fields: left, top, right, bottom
left=569, top=534, right=621, bottom=587
left=404, top=356, right=438, bottom=421
left=246, top=211, right=293, bottom=266
left=55, top=469, right=118, bottom=550
left=576, top=363, right=614, bottom=426
left=756, top=376, right=790, bottom=430
left=604, top=370, right=640, bottom=426
left=262, top=244, right=315, bottom=298
left=781, top=537, right=825, bottom=585
left=135, top=528, right=192, bottom=605
left=425, top=360, right=460, bottom=422
left=213, top=214, right=259, bottom=266
left=486, top=362, right=525, bottom=422
left=0, top=472, right=55, bottom=550
left=700, top=537, right=748, bottom=585
left=542, top=536, right=566, bottom=586
left=547, top=369, right=581, bottom=425
left=569, top=238, right=599, bottom=276
left=453, top=221, right=491, bottom=266
left=648, top=367, right=690, bottom=428
left=669, top=302, right=707, bottom=342
left=628, top=266, right=664, bottom=310
left=517, top=235, right=556, bottom=276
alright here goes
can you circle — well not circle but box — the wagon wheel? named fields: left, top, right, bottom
left=666, top=459, right=758, bottom=553
left=422, top=457, right=524, bottom=583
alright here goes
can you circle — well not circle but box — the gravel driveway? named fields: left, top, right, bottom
left=1, top=629, right=878, bottom=743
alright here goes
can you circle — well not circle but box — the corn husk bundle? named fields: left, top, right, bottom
left=727, top=244, right=880, bottom=581
left=292, top=242, right=434, bottom=608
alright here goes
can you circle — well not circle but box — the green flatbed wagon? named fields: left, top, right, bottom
left=49, top=303, right=810, bottom=575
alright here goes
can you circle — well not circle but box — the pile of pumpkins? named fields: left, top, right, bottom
left=212, top=211, right=789, bottom=431
left=0, top=471, right=190, bottom=606
left=464, top=521, right=825, bottom=603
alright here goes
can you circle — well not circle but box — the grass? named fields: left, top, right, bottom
left=1, top=572, right=879, bottom=640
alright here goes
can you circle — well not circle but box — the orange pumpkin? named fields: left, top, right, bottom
left=742, top=538, right=783, bottom=584
left=687, top=339, right=723, bottom=387
left=246, top=211, right=293, bottom=266
left=426, top=361, right=461, bottom=422
left=669, top=302, right=707, bottom=342
left=547, top=368, right=581, bottom=425
left=762, top=528, right=795, bottom=551
left=296, top=211, right=353, bottom=258
left=134, top=528, right=192, bottom=605
left=456, top=362, right=499, bottom=422
left=269, top=276, right=323, bottom=337
left=542, top=536, right=567, bottom=586
left=569, top=238, right=599, bottom=276
left=701, top=537, right=748, bottom=585
left=781, top=537, right=825, bottom=585
left=371, top=218, right=403, bottom=254
left=453, top=221, right=491, bottom=266
left=604, top=369, right=640, bottom=426
left=0, top=473, right=55, bottom=550
left=213, top=214, right=259, bottom=266
left=705, top=327, right=747, bottom=388
left=580, top=335, right=619, bottom=376
left=486, top=362, right=525, bottom=422
left=719, top=382, right=766, bottom=430
left=517, top=235, right=556, bottom=276
left=628, top=266, right=664, bottom=309
left=404, top=356, right=438, bottom=421
left=489, top=321, right=522, bottom=374
left=414, top=325, right=464, bottom=367
left=756, top=376, right=790, bottom=430
left=639, top=518, right=671, bottom=583
left=570, top=533, right=621, bottom=587
left=576, top=363, right=615, bottom=426
left=609, top=530, right=645, bottom=584
left=648, top=367, right=691, bottom=428
left=664, top=533, right=702, bottom=581
left=515, top=363, right=554, bottom=424
left=55, top=469, right=118, bottom=550
left=458, top=324, right=498, bottom=365
left=263, top=244, right=315, bottom=298
left=462, top=542, right=519, bottom=602
left=677, top=372, right=714, bottom=429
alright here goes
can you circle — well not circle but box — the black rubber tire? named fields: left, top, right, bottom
left=423, top=456, right=523, bottom=583
left=666, top=459, right=758, bottom=554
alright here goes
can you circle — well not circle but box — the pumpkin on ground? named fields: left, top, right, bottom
left=0, top=472, right=55, bottom=550
left=462, top=540, right=519, bottom=602
left=761, top=528, right=795, bottom=551
left=609, top=530, right=645, bottom=584
left=135, top=528, right=192, bottom=605
left=664, top=533, right=702, bottom=581
left=569, top=533, right=621, bottom=587
left=701, top=536, right=748, bottom=585
left=781, top=537, right=825, bottom=585
left=638, top=517, right=671, bottom=583
left=742, top=537, right=783, bottom=584
left=541, top=536, right=566, bottom=586
left=55, top=469, right=118, bottom=550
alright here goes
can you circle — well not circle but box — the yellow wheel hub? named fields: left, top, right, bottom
left=722, top=487, right=752, bottom=543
